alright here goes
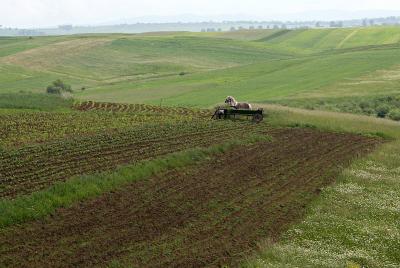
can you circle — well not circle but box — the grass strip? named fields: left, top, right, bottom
left=242, top=106, right=400, bottom=267
left=243, top=140, right=400, bottom=268
left=0, top=133, right=271, bottom=229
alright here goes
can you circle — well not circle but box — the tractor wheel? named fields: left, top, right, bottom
left=253, top=113, right=263, bottom=123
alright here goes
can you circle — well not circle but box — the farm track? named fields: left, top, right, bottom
left=0, top=128, right=380, bottom=268
left=0, top=123, right=264, bottom=198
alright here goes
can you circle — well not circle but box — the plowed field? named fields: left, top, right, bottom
left=0, top=128, right=380, bottom=267
left=1, top=122, right=263, bottom=199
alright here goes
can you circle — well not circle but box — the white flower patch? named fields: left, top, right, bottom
left=302, top=240, right=380, bottom=266
left=335, top=182, right=364, bottom=195
left=349, top=169, right=384, bottom=180
left=365, top=225, right=400, bottom=241
left=291, top=228, right=304, bottom=236
left=356, top=190, right=400, bottom=213
left=365, top=164, right=389, bottom=173
left=393, top=167, right=400, bottom=174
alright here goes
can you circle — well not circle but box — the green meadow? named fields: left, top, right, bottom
left=1, top=27, right=400, bottom=114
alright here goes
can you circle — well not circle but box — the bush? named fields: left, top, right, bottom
left=359, top=101, right=370, bottom=110
left=362, top=107, right=375, bottom=115
left=46, top=86, right=62, bottom=95
left=46, top=79, right=72, bottom=95
left=376, top=104, right=390, bottom=118
left=388, top=109, right=400, bottom=121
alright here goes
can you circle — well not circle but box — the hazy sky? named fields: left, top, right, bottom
left=1, top=0, right=400, bottom=28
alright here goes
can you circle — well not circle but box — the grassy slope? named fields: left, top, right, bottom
left=76, top=45, right=400, bottom=107
left=257, top=27, right=400, bottom=52
left=73, top=27, right=400, bottom=107
left=242, top=105, right=400, bottom=267
left=0, top=34, right=290, bottom=94
left=2, top=27, right=400, bottom=106
left=0, top=36, right=73, bottom=57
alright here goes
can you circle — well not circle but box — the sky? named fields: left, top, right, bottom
left=1, top=0, right=400, bottom=28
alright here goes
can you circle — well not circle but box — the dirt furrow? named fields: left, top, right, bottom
left=0, top=127, right=249, bottom=198
left=0, top=128, right=381, bottom=268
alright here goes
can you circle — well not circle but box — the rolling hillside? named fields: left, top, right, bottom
left=1, top=27, right=400, bottom=111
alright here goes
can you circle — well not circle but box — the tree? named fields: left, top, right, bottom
left=46, top=79, right=72, bottom=95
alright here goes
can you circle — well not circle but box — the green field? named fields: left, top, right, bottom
left=0, top=27, right=400, bottom=107
left=2, top=27, right=400, bottom=114
left=1, top=27, right=400, bottom=267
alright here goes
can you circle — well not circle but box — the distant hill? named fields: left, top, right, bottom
left=1, top=27, right=400, bottom=111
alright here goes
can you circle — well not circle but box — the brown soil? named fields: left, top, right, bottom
left=0, top=128, right=380, bottom=268
left=0, top=125, right=249, bottom=199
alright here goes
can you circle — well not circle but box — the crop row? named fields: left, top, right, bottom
left=0, top=110, right=194, bottom=149
left=0, top=121, right=267, bottom=199
left=74, top=101, right=211, bottom=117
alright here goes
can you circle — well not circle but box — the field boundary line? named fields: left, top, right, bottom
left=337, top=29, right=359, bottom=49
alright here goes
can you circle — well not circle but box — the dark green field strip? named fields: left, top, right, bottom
left=0, top=93, right=73, bottom=111
left=0, top=121, right=267, bottom=199
left=257, top=30, right=292, bottom=42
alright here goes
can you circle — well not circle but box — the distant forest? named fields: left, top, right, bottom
left=1, top=16, right=400, bottom=36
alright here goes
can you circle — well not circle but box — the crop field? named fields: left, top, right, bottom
left=1, top=99, right=264, bottom=198
left=1, top=120, right=267, bottom=198
left=1, top=27, right=400, bottom=267
left=0, top=128, right=379, bottom=267
left=0, top=96, right=392, bottom=267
